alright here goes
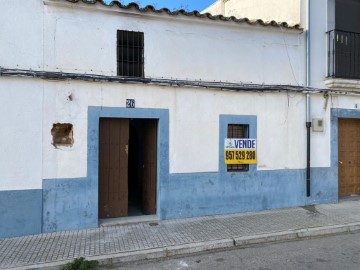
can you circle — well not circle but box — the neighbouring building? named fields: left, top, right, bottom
left=309, top=0, right=360, bottom=198
left=202, top=0, right=301, bottom=27
left=0, top=0, right=359, bottom=239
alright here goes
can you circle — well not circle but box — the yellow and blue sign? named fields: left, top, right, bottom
left=224, top=138, right=257, bottom=164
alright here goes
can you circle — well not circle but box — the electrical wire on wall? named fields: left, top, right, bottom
left=1, top=66, right=360, bottom=96
left=279, top=24, right=301, bottom=87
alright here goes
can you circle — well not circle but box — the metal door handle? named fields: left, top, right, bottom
left=339, top=161, right=343, bottom=164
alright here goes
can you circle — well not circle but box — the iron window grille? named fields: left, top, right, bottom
left=117, top=30, right=144, bottom=77
left=227, top=124, right=249, bottom=172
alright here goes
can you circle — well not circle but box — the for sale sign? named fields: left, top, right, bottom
left=224, top=138, right=257, bottom=164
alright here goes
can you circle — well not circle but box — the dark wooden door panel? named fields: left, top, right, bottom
left=142, top=120, right=157, bottom=215
left=338, top=119, right=360, bottom=197
left=99, top=118, right=129, bottom=218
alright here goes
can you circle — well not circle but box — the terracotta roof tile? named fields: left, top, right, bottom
left=64, top=0, right=302, bottom=30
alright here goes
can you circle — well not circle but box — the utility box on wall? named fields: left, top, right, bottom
left=312, top=118, right=324, bottom=132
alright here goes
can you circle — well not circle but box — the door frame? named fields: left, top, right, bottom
left=331, top=108, right=360, bottom=199
left=88, top=107, right=169, bottom=224
left=337, top=118, right=360, bottom=197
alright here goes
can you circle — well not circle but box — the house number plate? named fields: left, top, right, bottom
left=126, top=99, right=135, bottom=108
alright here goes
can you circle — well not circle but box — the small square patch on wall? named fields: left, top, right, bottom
left=51, top=123, right=74, bottom=146
left=312, top=118, right=324, bottom=132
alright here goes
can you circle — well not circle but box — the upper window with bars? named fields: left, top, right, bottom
left=117, top=30, right=144, bottom=77
left=227, top=124, right=249, bottom=172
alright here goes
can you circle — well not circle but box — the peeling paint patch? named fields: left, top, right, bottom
left=51, top=123, right=74, bottom=147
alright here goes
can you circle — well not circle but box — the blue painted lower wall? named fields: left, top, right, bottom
left=0, top=189, right=42, bottom=238
left=41, top=166, right=337, bottom=232
left=0, top=165, right=338, bottom=238
left=42, top=178, right=97, bottom=232
left=159, top=167, right=338, bottom=220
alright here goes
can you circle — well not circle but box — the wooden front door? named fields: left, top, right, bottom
left=142, top=120, right=158, bottom=215
left=338, top=118, right=360, bottom=197
left=99, top=118, right=129, bottom=218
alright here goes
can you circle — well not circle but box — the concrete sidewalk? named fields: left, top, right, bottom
left=1, top=199, right=360, bottom=270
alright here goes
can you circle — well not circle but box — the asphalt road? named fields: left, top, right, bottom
left=110, top=231, right=360, bottom=270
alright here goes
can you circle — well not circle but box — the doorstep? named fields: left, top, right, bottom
left=99, top=215, right=159, bottom=227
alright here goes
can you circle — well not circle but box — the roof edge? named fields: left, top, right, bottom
left=61, top=0, right=302, bottom=30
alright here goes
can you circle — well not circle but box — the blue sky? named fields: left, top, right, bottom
left=105, top=0, right=216, bottom=11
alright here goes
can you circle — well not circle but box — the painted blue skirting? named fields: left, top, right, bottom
left=159, top=166, right=338, bottom=220
left=0, top=189, right=42, bottom=238
left=42, top=178, right=96, bottom=232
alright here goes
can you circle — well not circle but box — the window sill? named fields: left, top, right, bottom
left=325, top=77, right=360, bottom=92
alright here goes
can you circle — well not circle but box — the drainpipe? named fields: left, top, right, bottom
left=306, top=0, right=311, bottom=197
left=306, top=94, right=311, bottom=197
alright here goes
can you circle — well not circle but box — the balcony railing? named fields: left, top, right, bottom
left=327, top=29, right=360, bottom=80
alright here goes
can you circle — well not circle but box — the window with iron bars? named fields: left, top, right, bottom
left=117, top=30, right=144, bottom=77
left=227, top=124, right=249, bottom=172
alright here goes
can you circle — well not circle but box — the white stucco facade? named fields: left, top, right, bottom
left=0, top=0, right=308, bottom=191
left=0, top=0, right=358, bottom=189
left=1, top=0, right=360, bottom=238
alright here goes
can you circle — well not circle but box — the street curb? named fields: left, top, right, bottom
left=234, top=222, right=360, bottom=246
left=5, top=222, right=360, bottom=270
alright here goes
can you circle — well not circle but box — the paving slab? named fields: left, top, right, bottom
left=1, top=199, right=360, bottom=269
